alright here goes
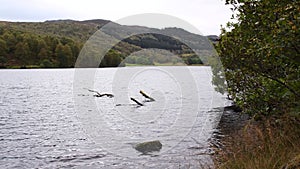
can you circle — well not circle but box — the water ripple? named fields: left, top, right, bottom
left=0, top=68, right=225, bottom=168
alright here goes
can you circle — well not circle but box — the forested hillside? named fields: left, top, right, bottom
left=0, top=19, right=214, bottom=68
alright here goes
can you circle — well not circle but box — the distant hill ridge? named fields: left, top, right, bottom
left=0, top=19, right=217, bottom=68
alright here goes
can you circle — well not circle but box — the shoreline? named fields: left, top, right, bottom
left=0, top=64, right=206, bottom=69
left=213, top=110, right=300, bottom=169
left=211, top=108, right=249, bottom=163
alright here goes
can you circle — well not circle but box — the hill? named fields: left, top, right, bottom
left=0, top=19, right=216, bottom=68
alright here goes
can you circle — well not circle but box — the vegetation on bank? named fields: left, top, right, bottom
left=216, top=0, right=299, bottom=117
left=216, top=116, right=300, bottom=169
left=214, top=0, right=300, bottom=168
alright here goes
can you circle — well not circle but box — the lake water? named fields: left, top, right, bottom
left=0, top=66, right=226, bottom=168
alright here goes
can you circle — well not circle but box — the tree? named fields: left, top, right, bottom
left=15, top=42, right=31, bottom=64
left=136, top=57, right=153, bottom=65
left=40, top=59, right=53, bottom=68
left=187, top=55, right=203, bottom=65
left=45, top=36, right=59, bottom=56
left=23, top=34, right=37, bottom=57
left=0, top=38, right=8, bottom=67
left=2, top=32, right=17, bottom=53
left=55, top=43, right=73, bottom=67
left=63, top=44, right=74, bottom=67
left=0, top=38, right=8, bottom=57
left=125, top=56, right=137, bottom=64
left=216, top=0, right=300, bottom=116
left=38, top=47, right=49, bottom=60
left=37, top=39, right=48, bottom=55
left=100, top=50, right=122, bottom=67
left=67, top=42, right=81, bottom=64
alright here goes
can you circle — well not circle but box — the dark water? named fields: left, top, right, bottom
left=0, top=67, right=226, bottom=168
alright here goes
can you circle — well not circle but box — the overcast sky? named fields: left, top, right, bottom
left=0, top=0, right=232, bottom=35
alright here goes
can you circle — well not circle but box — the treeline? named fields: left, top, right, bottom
left=123, top=34, right=183, bottom=51
left=116, top=33, right=203, bottom=65
left=0, top=26, right=82, bottom=68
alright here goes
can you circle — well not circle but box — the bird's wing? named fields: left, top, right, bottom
left=130, top=97, right=144, bottom=106
left=140, top=90, right=155, bottom=101
left=87, top=89, right=101, bottom=95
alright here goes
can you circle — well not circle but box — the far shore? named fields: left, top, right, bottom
left=0, top=63, right=205, bottom=69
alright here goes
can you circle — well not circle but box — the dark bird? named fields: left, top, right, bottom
left=86, top=89, right=114, bottom=98
left=130, top=97, right=144, bottom=106
left=140, top=90, right=155, bottom=101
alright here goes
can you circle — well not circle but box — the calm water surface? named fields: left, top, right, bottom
left=0, top=67, right=226, bottom=168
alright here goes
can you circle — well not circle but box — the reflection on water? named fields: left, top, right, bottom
left=0, top=67, right=226, bottom=168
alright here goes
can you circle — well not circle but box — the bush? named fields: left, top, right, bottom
left=216, top=0, right=300, bottom=117
left=40, top=59, right=53, bottom=68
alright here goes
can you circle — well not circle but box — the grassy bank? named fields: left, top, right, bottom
left=215, top=115, right=300, bottom=169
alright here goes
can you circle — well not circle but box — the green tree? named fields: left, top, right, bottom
left=23, top=34, right=37, bottom=57
left=63, top=44, right=74, bottom=67
left=2, top=32, right=17, bottom=53
left=136, top=57, right=153, bottom=65
left=125, top=56, right=137, bottom=64
left=55, top=44, right=73, bottom=67
left=100, top=50, right=122, bottom=67
left=45, top=36, right=59, bottom=56
left=15, top=42, right=31, bottom=64
left=38, top=47, right=49, bottom=60
left=0, top=27, right=3, bottom=35
left=216, top=0, right=300, bottom=116
left=0, top=38, right=8, bottom=67
left=40, top=59, right=53, bottom=68
left=187, top=55, right=203, bottom=65
left=65, top=42, right=81, bottom=65
left=36, top=38, right=51, bottom=62
left=0, top=38, right=8, bottom=56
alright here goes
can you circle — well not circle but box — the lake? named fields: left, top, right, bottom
left=0, top=66, right=226, bottom=168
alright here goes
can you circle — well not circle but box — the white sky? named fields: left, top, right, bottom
left=0, top=0, right=232, bottom=35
